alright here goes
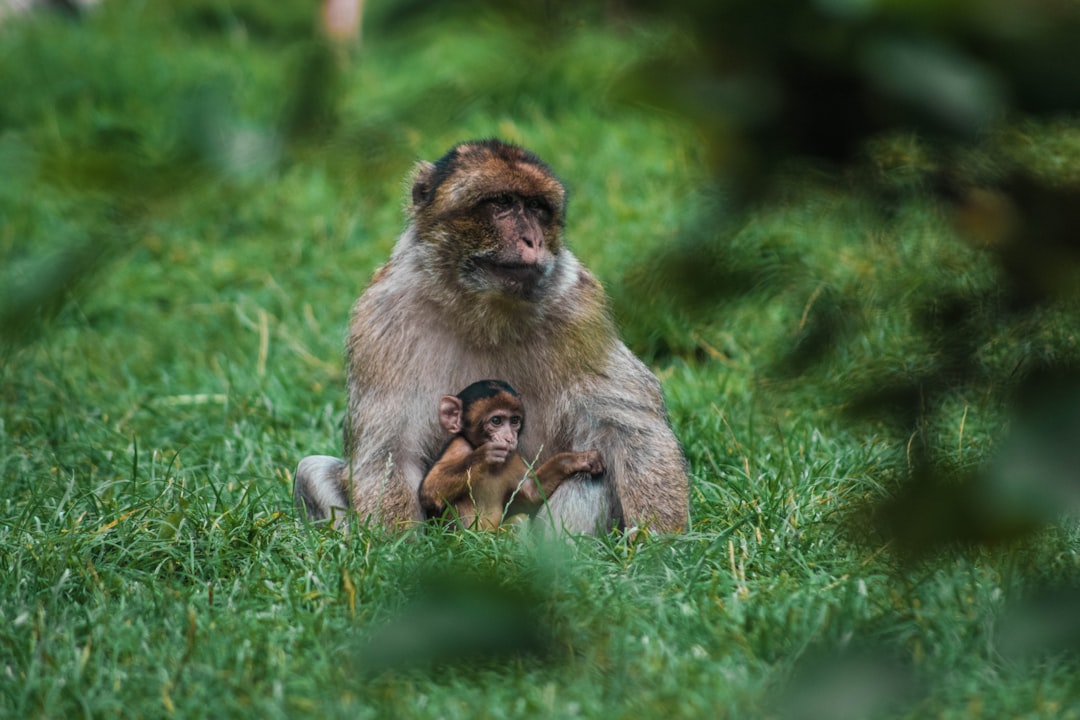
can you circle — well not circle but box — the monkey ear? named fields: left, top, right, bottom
left=411, top=160, right=436, bottom=209
left=438, top=395, right=463, bottom=434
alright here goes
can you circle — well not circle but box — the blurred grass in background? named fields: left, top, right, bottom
left=2, top=0, right=1080, bottom=717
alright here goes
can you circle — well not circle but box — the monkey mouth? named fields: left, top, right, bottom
left=474, top=259, right=546, bottom=296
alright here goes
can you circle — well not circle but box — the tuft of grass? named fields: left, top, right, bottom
left=3, top=2, right=1080, bottom=718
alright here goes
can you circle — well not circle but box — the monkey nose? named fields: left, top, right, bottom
left=522, top=230, right=546, bottom=252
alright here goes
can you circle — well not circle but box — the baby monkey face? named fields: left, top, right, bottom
left=480, top=406, right=522, bottom=449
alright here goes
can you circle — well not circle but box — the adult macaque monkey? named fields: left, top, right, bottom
left=420, top=380, right=605, bottom=530
left=294, top=139, right=689, bottom=533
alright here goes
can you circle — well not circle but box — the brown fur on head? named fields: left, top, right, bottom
left=411, top=140, right=567, bottom=221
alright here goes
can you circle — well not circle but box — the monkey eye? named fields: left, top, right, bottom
left=525, top=197, right=553, bottom=220
left=489, top=193, right=515, bottom=208
left=510, top=416, right=522, bottom=427
left=490, top=416, right=503, bottom=426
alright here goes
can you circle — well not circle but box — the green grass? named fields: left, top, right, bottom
left=3, top=2, right=1080, bottom=718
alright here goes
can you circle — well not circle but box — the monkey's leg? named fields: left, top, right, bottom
left=532, top=476, right=613, bottom=534
left=294, top=455, right=350, bottom=523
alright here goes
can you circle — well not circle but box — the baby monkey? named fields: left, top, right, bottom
left=419, top=380, right=605, bottom=530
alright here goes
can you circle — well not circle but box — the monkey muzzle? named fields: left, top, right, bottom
left=475, top=258, right=548, bottom=298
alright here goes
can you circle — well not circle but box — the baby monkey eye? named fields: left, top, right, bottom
left=489, top=416, right=503, bottom=426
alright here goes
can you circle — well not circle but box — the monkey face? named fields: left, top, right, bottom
left=467, top=191, right=559, bottom=297
left=479, top=407, right=523, bottom=449
left=410, top=140, right=567, bottom=301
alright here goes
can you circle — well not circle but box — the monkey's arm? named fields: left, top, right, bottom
left=417, top=437, right=488, bottom=517
left=518, top=451, right=604, bottom=503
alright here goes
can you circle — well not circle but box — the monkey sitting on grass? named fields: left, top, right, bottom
left=294, top=139, right=689, bottom=534
left=419, top=380, right=604, bottom=530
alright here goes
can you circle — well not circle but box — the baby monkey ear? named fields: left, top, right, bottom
left=410, top=160, right=437, bottom=210
left=438, top=395, right=464, bottom=435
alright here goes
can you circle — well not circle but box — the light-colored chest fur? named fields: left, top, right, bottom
left=393, top=310, right=572, bottom=468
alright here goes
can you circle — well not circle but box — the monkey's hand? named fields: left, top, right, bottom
left=571, top=450, right=605, bottom=477
left=476, top=441, right=514, bottom=466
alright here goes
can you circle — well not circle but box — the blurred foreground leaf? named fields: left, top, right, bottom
left=352, top=560, right=557, bottom=675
